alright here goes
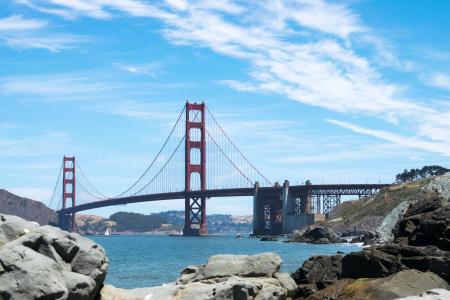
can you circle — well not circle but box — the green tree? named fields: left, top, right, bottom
left=395, top=165, right=449, bottom=183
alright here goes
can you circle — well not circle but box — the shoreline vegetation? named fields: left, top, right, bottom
left=0, top=174, right=449, bottom=299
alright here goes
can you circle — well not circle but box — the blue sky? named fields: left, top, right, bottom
left=1, top=0, right=449, bottom=217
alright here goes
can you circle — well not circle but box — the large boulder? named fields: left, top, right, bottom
left=0, top=214, right=39, bottom=247
left=308, top=270, right=449, bottom=300
left=292, top=255, right=342, bottom=288
left=0, top=214, right=109, bottom=299
left=196, top=252, right=281, bottom=281
left=341, top=243, right=450, bottom=283
left=102, top=253, right=297, bottom=300
left=290, top=225, right=343, bottom=244
left=341, top=246, right=406, bottom=279
left=394, top=196, right=450, bottom=251
left=349, top=230, right=380, bottom=245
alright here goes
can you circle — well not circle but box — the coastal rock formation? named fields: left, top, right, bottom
left=348, top=230, right=379, bottom=244
left=293, top=176, right=450, bottom=299
left=308, top=270, right=449, bottom=300
left=322, top=174, right=450, bottom=241
left=396, top=289, right=450, bottom=300
left=101, top=253, right=297, bottom=300
left=292, top=255, right=342, bottom=288
left=290, top=225, right=344, bottom=244
left=0, top=214, right=109, bottom=299
left=394, top=196, right=449, bottom=250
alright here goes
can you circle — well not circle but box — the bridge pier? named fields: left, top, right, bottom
left=252, top=182, right=264, bottom=235
left=57, top=212, right=76, bottom=232
left=252, top=182, right=283, bottom=236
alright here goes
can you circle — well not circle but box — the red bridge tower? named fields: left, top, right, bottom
left=61, top=156, right=76, bottom=232
left=184, top=102, right=207, bottom=236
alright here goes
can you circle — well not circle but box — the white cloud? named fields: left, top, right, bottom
left=14, top=0, right=450, bottom=156
left=114, top=62, right=162, bottom=76
left=0, top=130, right=71, bottom=157
left=0, top=72, right=126, bottom=98
left=92, top=100, right=179, bottom=121
left=424, top=72, right=450, bottom=91
left=15, top=0, right=173, bottom=20
left=0, top=12, right=89, bottom=52
left=2, top=34, right=88, bottom=52
left=284, top=0, right=366, bottom=38
left=327, top=119, right=450, bottom=157
left=0, top=15, right=46, bottom=31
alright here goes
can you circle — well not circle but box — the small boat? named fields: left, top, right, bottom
left=236, top=234, right=243, bottom=239
left=104, top=228, right=110, bottom=236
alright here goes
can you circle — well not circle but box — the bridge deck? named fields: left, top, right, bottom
left=58, top=184, right=389, bottom=214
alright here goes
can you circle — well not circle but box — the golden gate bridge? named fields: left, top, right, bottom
left=49, top=102, right=389, bottom=236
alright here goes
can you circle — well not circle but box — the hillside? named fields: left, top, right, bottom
left=0, top=189, right=57, bottom=225
left=77, top=210, right=253, bottom=235
left=323, top=174, right=450, bottom=240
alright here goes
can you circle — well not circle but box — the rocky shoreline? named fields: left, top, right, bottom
left=0, top=175, right=449, bottom=299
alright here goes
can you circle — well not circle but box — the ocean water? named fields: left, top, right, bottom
left=90, top=235, right=362, bottom=289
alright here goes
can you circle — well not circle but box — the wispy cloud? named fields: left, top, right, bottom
left=0, top=13, right=89, bottom=52
left=2, top=34, right=89, bottom=52
left=0, top=15, right=46, bottom=31
left=327, top=119, right=450, bottom=157
left=422, top=72, right=450, bottom=91
left=91, top=100, right=179, bottom=121
left=13, top=0, right=450, bottom=156
left=0, top=72, right=123, bottom=98
left=114, top=62, right=162, bottom=76
left=15, top=0, right=172, bottom=20
left=0, top=130, right=71, bottom=157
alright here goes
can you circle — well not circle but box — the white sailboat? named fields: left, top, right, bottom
left=104, top=228, right=110, bottom=236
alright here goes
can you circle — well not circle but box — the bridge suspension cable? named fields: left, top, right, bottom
left=111, top=105, right=187, bottom=198
left=48, top=160, right=63, bottom=209
left=205, top=107, right=273, bottom=187
left=54, top=102, right=273, bottom=209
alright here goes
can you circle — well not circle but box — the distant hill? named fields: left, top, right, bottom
left=77, top=210, right=253, bottom=235
left=0, top=189, right=57, bottom=225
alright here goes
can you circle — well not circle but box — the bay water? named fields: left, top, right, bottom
left=90, top=235, right=362, bottom=289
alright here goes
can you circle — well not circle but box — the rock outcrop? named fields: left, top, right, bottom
left=394, top=196, right=449, bottom=251
left=308, top=270, right=449, bottom=300
left=101, top=253, right=297, bottom=300
left=322, top=175, right=450, bottom=241
left=0, top=214, right=109, bottom=299
left=290, top=225, right=344, bottom=244
left=292, top=174, right=450, bottom=299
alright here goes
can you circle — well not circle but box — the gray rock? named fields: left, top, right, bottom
left=0, top=214, right=108, bottom=299
left=307, top=270, right=449, bottom=300
left=422, top=173, right=450, bottom=201
left=102, top=253, right=294, bottom=300
left=273, top=272, right=298, bottom=296
left=290, top=225, right=341, bottom=244
left=395, top=288, right=450, bottom=300
left=182, top=252, right=282, bottom=283
left=358, top=270, right=449, bottom=299
left=292, top=254, right=342, bottom=288
left=0, top=213, right=39, bottom=247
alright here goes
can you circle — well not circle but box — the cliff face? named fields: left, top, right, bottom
left=0, top=189, right=57, bottom=225
left=324, top=174, right=450, bottom=240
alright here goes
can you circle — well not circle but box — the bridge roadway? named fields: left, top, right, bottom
left=57, top=183, right=389, bottom=215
